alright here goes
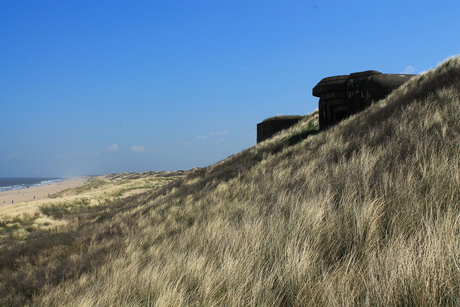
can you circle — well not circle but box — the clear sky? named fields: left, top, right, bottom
left=1, top=0, right=459, bottom=177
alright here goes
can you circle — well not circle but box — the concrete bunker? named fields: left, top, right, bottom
left=256, top=70, right=416, bottom=143
left=257, top=116, right=303, bottom=143
left=313, top=70, right=415, bottom=130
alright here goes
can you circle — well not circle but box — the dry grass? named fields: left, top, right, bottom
left=0, top=174, right=180, bottom=248
left=1, top=56, right=460, bottom=306
left=261, top=115, right=304, bottom=122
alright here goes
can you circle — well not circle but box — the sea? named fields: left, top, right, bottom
left=0, top=177, right=66, bottom=192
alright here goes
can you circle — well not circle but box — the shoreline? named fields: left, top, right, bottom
left=0, top=177, right=89, bottom=207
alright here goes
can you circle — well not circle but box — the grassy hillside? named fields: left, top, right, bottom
left=0, top=172, right=184, bottom=246
left=1, top=56, right=460, bottom=306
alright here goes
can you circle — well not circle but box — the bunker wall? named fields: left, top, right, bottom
left=257, top=118, right=302, bottom=143
left=313, top=71, right=415, bottom=129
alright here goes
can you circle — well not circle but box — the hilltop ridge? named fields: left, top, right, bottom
left=1, top=56, right=460, bottom=306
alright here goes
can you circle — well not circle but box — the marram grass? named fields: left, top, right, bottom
left=1, top=56, right=460, bottom=306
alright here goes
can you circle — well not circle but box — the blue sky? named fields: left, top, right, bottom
left=1, top=0, right=459, bottom=177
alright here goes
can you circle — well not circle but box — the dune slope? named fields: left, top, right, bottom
left=1, top=56, right=460, bottom=306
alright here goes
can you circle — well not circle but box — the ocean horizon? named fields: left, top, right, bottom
left=0, top=177, right=65, bottom=192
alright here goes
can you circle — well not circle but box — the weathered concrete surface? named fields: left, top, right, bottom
left=257, top=117, right=302, bottom=143
left=313, top=71, right=415, bottom=130
left=256, top=70, right=415, bottom=143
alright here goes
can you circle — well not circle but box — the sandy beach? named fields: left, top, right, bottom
left=0, top=177, right=88, bottom=207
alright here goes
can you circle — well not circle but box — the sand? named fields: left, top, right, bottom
left=0, top=177, right=88, bottom=207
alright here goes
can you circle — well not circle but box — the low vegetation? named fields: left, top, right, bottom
left=0, top=174, right=181, bottom=249
left=1, top=56, right=460, bottom=306
left=261, top=114, right=305, bottom=122
left=39, top=198, right=91, bottom=219
left=48, top=177, right=109, bottom=198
